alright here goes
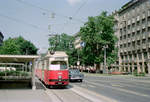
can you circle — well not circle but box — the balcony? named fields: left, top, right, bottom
left=123, top=48, right=127, bottom=53
left=148, top=21, right=150, bottom=27
left=132, top=37, right=136, bottom=42
left=142, top=34, right=146, bottom=39
left=142, top=24, right=146, bottom=30
left=148, top=11, right=150, bottom=17
left=132, top=28, right=135, bottom=32
left=142, top=14, right=146, bottom=19
left=127, top=20, right=131, bottom=25
left=136, top=45, right=141, bottom=50
left=127, top=38, right=131, bottom=43
left=120, top=49, right=123, bottom=53
left=136, top=26, right=140, bottom=31
left=132, top=18, right=135, bottom=24
left=137, top=16, right=140, bottom=21
left=148, top=32, right=150, bottom=38
left=147, top=43, right=150, bottom=48
left=120, top=24, right=123, bottom=29
left=136, top=36, right=140, bottom=40
left=142, top=44, right=146, bottom=49
left=131, top=46, right=136, bottom=51
left=127, top=30, right=131, bottom=34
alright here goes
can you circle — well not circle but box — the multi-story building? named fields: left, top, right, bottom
left=0, top=32, right=4, bottom=46
left=74, top=33, right=82, bottom=49
left=114, top=0, right=150, bottom=74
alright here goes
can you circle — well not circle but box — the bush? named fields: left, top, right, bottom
left=133, top=69, right=145, bottom=76
left=0, top=71, right=5, bottom=76
left=0, top=71, right=29, bottom=76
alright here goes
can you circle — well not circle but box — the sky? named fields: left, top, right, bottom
left=0, top=0, right=130, bottom=53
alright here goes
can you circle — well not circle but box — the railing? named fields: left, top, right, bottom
left=142, top=44, right=146, bottom=49
left=148, top=32, right=150, bottom=38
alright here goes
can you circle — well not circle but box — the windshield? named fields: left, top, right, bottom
left=69, top=69, right=80, bottom=74
left=50, top=61, right=67, bottom=70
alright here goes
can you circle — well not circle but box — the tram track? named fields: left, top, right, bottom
left=45, top=85, right=92, bottom=102
left=36, top=77, right=91, bottom=102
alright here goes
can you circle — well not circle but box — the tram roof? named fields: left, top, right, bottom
left=46, top=51, right=68, bottom=57
left=0, top=55, right=39, bottom=63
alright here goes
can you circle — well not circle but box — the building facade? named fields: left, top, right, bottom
left=0, top=32, right=4, bottom=46
left=74, top=33, right=82, bottom=49
left=114, top=0, right=150, bottom=74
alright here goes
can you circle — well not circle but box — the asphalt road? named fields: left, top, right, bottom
left=68, top=74, right=150, bottom=102
left=41, top=74, right=150, bottom=102
left=1, top=74, right=149, bottom=102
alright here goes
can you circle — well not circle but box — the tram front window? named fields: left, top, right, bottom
left=51, top=61, right=67, bottom=70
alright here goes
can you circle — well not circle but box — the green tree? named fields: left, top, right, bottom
left=15, top=36, right=38, bottom=55
left=79, top=11, right=118, bottom=71
left=0, top=38, right=20, bottom=55
left=0, top=36, right=38, bottom=55
left=48, top=33, right=77, bottom=65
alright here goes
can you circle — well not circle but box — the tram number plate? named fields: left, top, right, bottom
left=58, top=82, right=62, bottom=85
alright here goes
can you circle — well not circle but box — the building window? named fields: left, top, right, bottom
left=124, top=44, right=126, bottom=48
left=132, top=23, right=135, bottom=27
left=129, top=55, right=132, bottom=60
left=142, top=18, right=146, bottom=24
left=137, top=40, right=140, bottom=45
left=142, top=28, right=146, bottom=34
left=128, top=34, right=131, bottom=38
left=124, top=35, right=126, bottom=39
left=128, top=43, right=131, bottom=47
left=137, top=30, right=140, bottom=35
left=137, top=20, right=140, bottom=26
left=148, top=16, right=150, bottom=21
left=132, top=32, right=135, bottom=37
left=148, top=38, right=150, bottom=42
left=128, top=25, right=131, bottom=30
left=132, top=41, right=135, bottom=47
left=134, top=54, right=137, bottom=59
left=120, top=44, right=123, bottom=48
left=148, top=27, right=150, bottom=32
left=120, top=36, right=122, bottom=40
left=138, top=53, right=142, bottom=60
left=144, top=52, right=147, bottom=59
left=142, top=39, right=146, bottom=44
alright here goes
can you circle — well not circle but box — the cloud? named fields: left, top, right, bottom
left=67, top=0, right=82, bottom=5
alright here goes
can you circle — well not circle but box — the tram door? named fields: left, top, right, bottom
left=42, top=61, right=44, bottom=81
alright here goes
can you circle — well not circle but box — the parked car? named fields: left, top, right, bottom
left=69, top=69, right=84, bottom=82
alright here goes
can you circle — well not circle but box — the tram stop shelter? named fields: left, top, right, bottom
left=0, top=55, right=39, bottom=90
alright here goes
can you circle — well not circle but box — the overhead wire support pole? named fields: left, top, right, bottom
left=103, top=45, right=108, bottom=74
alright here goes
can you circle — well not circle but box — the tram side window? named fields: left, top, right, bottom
left=51, top=61, right=67, bottom=70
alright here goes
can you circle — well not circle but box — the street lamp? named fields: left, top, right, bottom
left=103, top=45, right=108, bottom=74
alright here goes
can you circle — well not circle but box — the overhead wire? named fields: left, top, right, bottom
left=15, top=0, right=86, bottom=34
left=61, top=0, right=88, bottom=33
left=73, top=0, right=88, bottom=18
left=15, top=0, right=84, bottom=23
left=0, top=13, right=47, bottom=32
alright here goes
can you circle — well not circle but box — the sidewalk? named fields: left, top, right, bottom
left=0, top=78, right=52, bottom=102
left=0, top=89, right=52, bottom=102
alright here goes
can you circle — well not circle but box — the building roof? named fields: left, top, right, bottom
left=118, top=0, right=145, bottom=14
left=0, top=32, right=4, bottom=38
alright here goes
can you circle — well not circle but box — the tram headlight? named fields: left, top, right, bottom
left=58, top=75, right=62, bottom=81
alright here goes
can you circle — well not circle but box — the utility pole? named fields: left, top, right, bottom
left=103, top=45, right=108, bottom=74
left=48, top=34, right=59, bottom=53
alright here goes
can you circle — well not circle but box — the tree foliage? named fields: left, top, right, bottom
left=0, top=36, right=38, bottom=55
left=48, top=33, right=78, bottom=65
left=79, top=11, right=118, bottom=67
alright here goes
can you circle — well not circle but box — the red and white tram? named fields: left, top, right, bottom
left=36, top=51, right=69, bottom=86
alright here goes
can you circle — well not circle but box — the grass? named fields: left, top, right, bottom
left=0, top=70, right=29, bottom=76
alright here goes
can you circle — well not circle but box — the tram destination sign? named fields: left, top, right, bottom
left=55, top=57, right=65, bottom=60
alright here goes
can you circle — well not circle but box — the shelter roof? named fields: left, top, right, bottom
left=0, top=55, right=39, bottom=63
